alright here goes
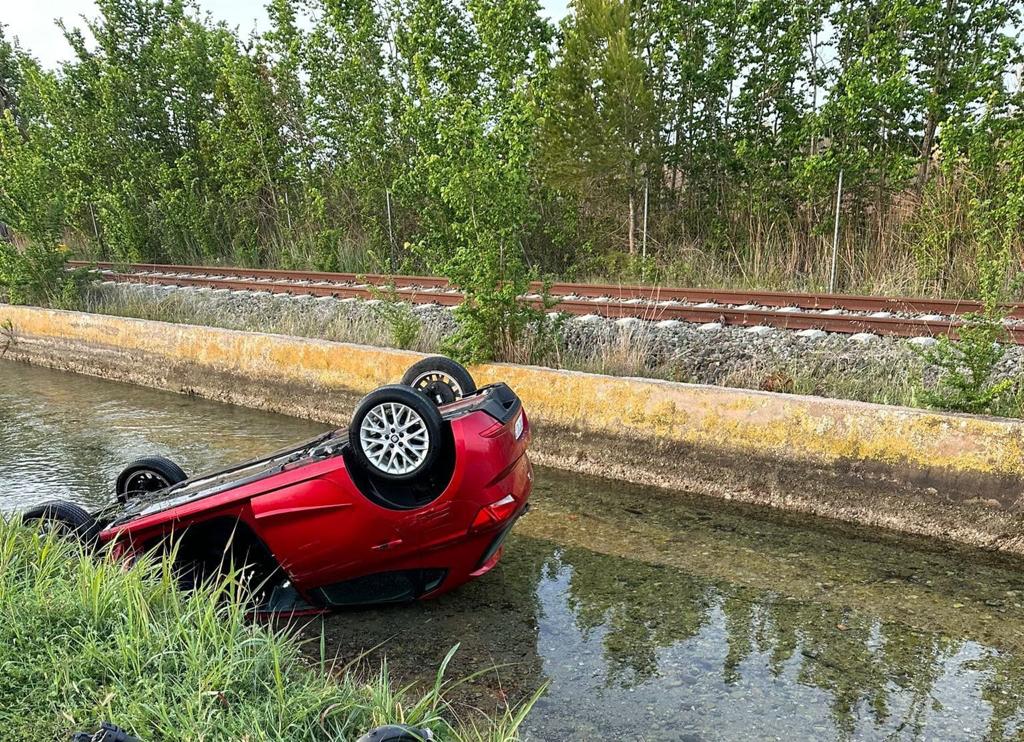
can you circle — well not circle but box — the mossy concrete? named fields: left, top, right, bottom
left=2, top=304, right=1023, bottom=555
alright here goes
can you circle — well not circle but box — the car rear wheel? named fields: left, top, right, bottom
left=21, top=500, right=101, bottom=545
left=349, top=385, right=443, bottom=482
left=401, top=356, right=476, bottom=405
left=115, top=456, right=188, bottom=503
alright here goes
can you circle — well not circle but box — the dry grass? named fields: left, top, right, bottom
left=717, top=349, right=926, bottom=408
left=542, top=321, right=672, bottom=379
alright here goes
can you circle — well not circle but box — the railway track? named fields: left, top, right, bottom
left=71, top=261, right=1024, bottom=344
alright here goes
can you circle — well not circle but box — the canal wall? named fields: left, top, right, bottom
left=3, top=304, right=1024, bottom=556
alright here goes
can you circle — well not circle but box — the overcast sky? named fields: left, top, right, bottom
left=3, top=0, right=571, bottom=68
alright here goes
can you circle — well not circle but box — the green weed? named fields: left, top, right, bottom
left=0, top=518, right=537, bottom=741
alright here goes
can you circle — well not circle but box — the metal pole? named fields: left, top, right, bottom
left=641, top=177, right=649, bottom=276
left=385, top=190, right=397, bottom=271
left=829, top=170, right=843, bottom=293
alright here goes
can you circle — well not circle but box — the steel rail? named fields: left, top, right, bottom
left=96, top=272, right=464, bottom=306
left=71, top=261, right=451, bottom=289
left=88, top=268, right=1024, bottom=343
left=71, top=260, right=1017, bottom=318
left=545, top=283, right=1005, bottom=317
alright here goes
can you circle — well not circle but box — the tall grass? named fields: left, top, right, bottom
left=0, top=519, right=537, bottom=741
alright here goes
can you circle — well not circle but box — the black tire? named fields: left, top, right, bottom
left=349, top=385, right=443, bottom=482
left=115, top=456, right=188, bottom=503
left=21, top=500, right=101, bottom=544
left=400, top=356, right=476, bottom=405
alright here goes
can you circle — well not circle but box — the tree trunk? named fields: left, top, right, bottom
left=916, top=113, right=937, bottom=196
left=917, top=0, right=955, bottom=197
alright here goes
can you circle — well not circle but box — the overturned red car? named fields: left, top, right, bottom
left=23, top=357, right=532, bottom=612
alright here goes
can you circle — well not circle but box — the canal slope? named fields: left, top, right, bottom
left=2, top=304, right=1024, bottom=555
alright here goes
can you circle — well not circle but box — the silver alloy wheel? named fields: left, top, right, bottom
left=359, top=401, right=431, bottom=475
left=411, top=371, right=464, bottom=402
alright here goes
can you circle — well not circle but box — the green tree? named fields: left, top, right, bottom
left=810, top=0, right=920, bottom=243
left=1, top=0, right=1023, bottom=303
left=300, top=0, right=404, bottom=269
left=0, top=24, right=24, bottom=126
left=401, top=0, right=553, bottom=362
left=541, top=0, right=659, bottom=259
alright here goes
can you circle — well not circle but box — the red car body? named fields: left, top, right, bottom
left=94, top=383, right=532, bottom=610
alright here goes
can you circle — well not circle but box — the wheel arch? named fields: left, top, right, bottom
left=142, top=511, right=283, bottom=577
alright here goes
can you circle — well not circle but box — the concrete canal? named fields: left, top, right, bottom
left=2, top=359, right=1023, bottom=740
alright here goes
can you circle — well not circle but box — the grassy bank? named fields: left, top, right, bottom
left=0, top=520, right=532, bottom=740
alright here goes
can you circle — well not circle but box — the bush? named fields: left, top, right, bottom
left=368, top=284, right=421, bottom=349
left=915, top=226, right=1017, bottom=415
left=0, top=242, right=93, bottom=307
left=0, top=519, right=535, bottom=740
left=915, top=311, right=1013, bottom=414
left=443, top=281, right=546, bottom=365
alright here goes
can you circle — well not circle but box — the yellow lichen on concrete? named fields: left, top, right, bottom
left=5, top=304, right=1024, bottom=481
left=471, top=361, right=1024, bottom=479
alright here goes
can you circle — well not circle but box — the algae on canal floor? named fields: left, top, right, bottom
left=2, top=359, right=1023, bottom=740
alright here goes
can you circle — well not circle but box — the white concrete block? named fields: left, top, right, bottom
left=796, top=329, right=827, bottom=340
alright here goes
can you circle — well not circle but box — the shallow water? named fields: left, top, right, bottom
left=0, top=360, right=327, bottom=511
left=2, top=359, right=1023, bottom=740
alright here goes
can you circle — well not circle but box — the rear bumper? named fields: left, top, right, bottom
left=423, top=455, right=533, bottom=595
left=470, top=503, right=529, bottom=577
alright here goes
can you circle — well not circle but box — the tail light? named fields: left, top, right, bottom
left=470, top=494, right=518, bottom=532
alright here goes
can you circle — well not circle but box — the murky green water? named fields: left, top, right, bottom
left=2, top=359, right=1023, bottom=740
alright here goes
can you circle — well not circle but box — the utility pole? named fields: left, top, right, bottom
left=385, top=190, right=397, bottom=271
left=829, top=170, right=844, bottom=293
left=641, top=177, right=649, bottom=278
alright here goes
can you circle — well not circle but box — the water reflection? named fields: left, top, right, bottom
left=525, top=543, right=1024, bottom=741
left=0, top=360, right=326, bottom=510
left=317, top=529, right=1024, bottom=741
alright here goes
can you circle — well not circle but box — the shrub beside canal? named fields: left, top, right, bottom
left=0, top=520, right=532, bottom=740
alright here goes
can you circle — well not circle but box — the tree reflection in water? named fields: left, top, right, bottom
left=540, top=543, right=1024, bottom=741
